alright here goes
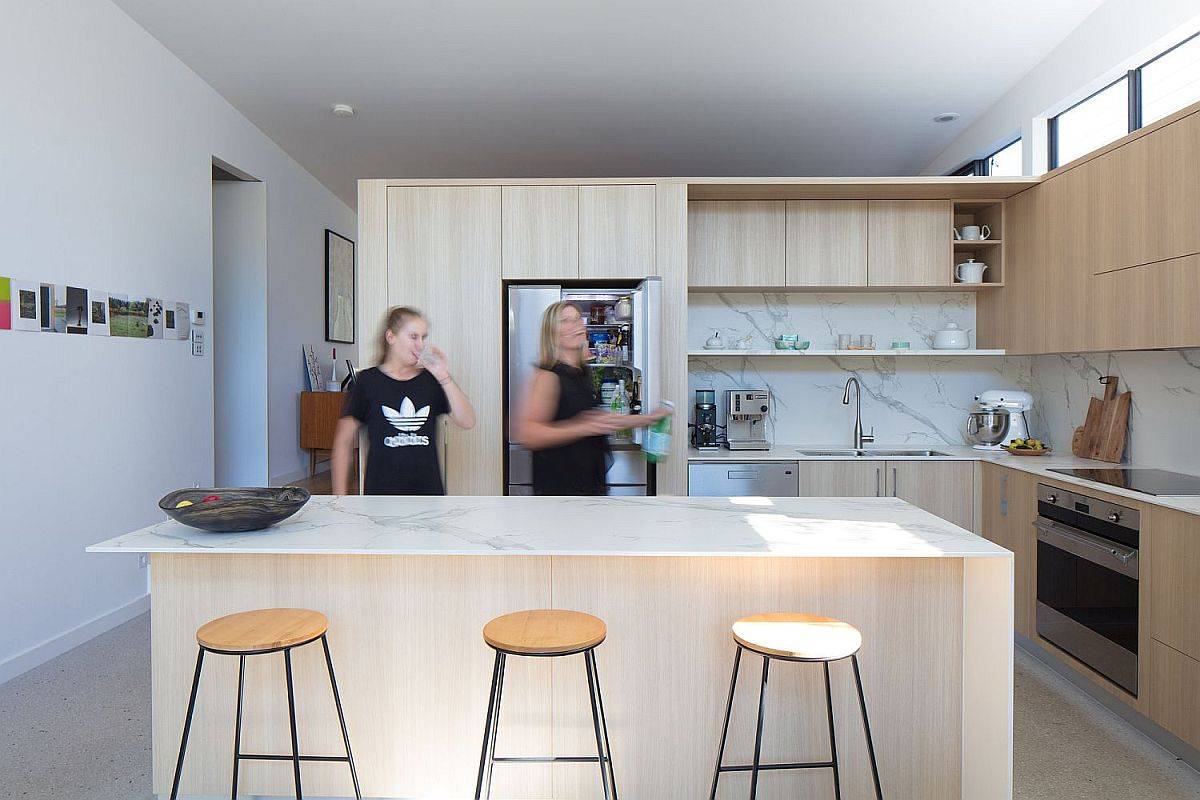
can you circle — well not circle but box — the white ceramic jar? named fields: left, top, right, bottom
left=932, top=322, right=970, bottom=350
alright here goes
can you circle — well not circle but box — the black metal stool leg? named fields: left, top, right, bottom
left=283, top=648, right=304, bottom=799
left=708, top=645, right=742, bottom=800
left=588, top=649, right=619, bottom=800
left=483, top=653, right=507, bottom=799
left=169, top=647, right=206, bottom=800
left=230, top=654, right=245, bottom=799
left=852, top=655, right=883, bottom=799
left=584, top=649, right=613, bottom=800
left=474, top=651, right=503, bottom=800
left=823, top=661, right=842, bottom=800
left=748, top=655, right=769, bottom=800
left=320, top=635, right=362, bottom=800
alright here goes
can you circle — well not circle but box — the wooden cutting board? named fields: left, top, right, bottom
left=1071, top=376, right=1130, bottom=462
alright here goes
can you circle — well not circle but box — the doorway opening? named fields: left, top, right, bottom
left=212, top=157, right=268, bottom=486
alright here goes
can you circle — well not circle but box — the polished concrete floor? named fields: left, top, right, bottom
left=2, top=613, right=1198, bottom=799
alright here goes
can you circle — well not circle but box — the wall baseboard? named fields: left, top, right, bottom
left=270, top=466, right=321, bottom=486
left=0, top=594, right=150, bottom=687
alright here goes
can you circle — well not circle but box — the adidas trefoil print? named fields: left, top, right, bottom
left=382, top=398, right=431, bottom=447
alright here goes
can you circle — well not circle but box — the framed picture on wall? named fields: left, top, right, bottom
left=325, top=229, right=355, bottom=344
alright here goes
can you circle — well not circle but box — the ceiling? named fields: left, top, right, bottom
left=114, top=0, right=1104, bottom=208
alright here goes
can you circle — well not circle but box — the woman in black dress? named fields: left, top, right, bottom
left=516, top=301, right=668, bottom=495
left=330, top=306, right=476, bottom=495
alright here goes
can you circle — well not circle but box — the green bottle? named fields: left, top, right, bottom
left=643, top=400, right=674, bottom=463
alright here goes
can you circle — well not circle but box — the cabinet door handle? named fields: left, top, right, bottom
left=892, top=466, right=898, bottom=497
left=875, top=467, right=881, bottom=497
left=1000, top=474, right=1009, bottom=517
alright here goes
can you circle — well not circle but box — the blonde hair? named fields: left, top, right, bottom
left=538, top=301, right=576, bottom=370
left=375, top=305, right=425, bottom=365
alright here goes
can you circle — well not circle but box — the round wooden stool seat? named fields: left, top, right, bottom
left=732, top=613, right=863, bottom=661
left=196, top=608, right=329, bottom=653
left=483, top=609, right=607, bottom=655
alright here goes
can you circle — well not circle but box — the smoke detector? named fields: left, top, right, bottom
left=331, top=103, right=356, bottom=118
left=933, top=112, right=960, bottom=124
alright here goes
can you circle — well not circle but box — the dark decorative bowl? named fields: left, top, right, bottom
left=158, top=487, right=311, bottom=533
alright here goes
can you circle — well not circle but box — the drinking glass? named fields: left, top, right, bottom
left=836, top=334, right=851, bottom=350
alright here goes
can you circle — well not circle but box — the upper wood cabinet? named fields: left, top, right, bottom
left=786, top=200, right=868, bottom=286
left=977, top=188, right=1042, bottom=353
left=386, top=186, right=502, bottom=495
left=687, top=201, right=784, bottom=286
left=579, top=185, right=656, bottom=278
left=867, top=200, right=952, bottom=286
left=501, top=185, right=578, bottom=279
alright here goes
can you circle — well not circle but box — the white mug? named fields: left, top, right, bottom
left=957, top=224, right=990, bottom=241
left=955, top=259, right=988, bottom=284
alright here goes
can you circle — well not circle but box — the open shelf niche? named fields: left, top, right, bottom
left=951, top=200, right=1005, bottom=287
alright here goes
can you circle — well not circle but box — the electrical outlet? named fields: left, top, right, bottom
left=138, top=554, right=149, bottom=570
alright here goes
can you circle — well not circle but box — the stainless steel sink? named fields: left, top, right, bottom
left=796, top=448, right=952, bottom=457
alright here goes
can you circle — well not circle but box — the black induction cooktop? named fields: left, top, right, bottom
left=1047, top=468, right=1200, bottom=496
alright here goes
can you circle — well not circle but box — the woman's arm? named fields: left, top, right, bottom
left=330, top=416, right=362, bottom=495
left=516, top=369, right=624, bottom=450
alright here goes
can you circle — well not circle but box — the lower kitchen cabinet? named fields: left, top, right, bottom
left=1149, top=638, right=1200, bottom=750
left=796, top=460, right=882, bottom=497
left=1148, top=506, right=1200, bottom=661
left=980, top=463, right=1037, bottom=637
left=889, top=461, right=974, bottom=531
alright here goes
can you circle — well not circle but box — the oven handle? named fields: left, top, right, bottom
left=1034, top=517, right=1139, bottom=578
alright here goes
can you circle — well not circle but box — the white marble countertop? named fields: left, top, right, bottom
left=86, top=495, right=1010, bottom=559
left=688, top=444, right=1200, bottom=515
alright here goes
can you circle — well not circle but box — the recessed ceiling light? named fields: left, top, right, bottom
left=933, top=112, right=960, bottom=124
left=331, top=103, right=356, bottom=118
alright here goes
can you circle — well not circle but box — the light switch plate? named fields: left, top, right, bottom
left=190, top=308, right=205, bottom=325
left=191, top=329, right=205, bottom=356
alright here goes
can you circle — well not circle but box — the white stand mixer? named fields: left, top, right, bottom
left=967, top=389, right=1034, bottom=450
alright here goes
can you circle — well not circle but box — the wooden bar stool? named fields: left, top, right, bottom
left=168, top=608, right=361, bottom=800
left=709, top=613, right=883, bottom=800
left=474, top=609, right=617, bottom=800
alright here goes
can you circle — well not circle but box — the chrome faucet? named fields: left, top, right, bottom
left=842, top=377, right=875, bottom=449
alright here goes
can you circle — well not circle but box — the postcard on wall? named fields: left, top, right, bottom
left=0, top=277, right=10, bottom=330
left=145, top=297, right=164, bottom=339
left=65, top=286, right=89, bottom=334
left=12, top=280, right=41, bottom=331
left=44, top=284, right=66, bottom=332
left=89, top=290, right=110, bottom=336
left=108, top=294, right=142, bottom=338
left=172, top=301, right=191, bottom=340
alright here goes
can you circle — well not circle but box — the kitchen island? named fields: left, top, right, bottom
left=89, top=495, right=1012, bottom=800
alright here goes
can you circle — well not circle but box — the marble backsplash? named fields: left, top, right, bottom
left=687, top=293, right=1200, bottom=472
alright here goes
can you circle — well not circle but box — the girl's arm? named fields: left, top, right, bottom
left=439, top=376, right=476, bottom=430
left=330, top=416, right=361, bottom=495
left=516, top=370, right=624, bottom=449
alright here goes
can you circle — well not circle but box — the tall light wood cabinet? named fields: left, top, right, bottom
left=867, top=200, right=952, bottom=286
left=980, top=463, right=1037, bottom=637
left=501, top=185, right=578, bottom=279
left=386, top=186, right=503, bottom=495
left=786, top=200, right=868, bottom=286
left=687, top=201, right=785, bottom=286
left=579, top=185, right=656, bottom=278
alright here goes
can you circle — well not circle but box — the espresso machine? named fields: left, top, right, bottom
left=692, top=389, right=720, bottom=451
left=725, top=389, right=771, bottom=450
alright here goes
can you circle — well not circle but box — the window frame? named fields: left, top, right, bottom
left=946, top=138, right=1021, bottom=178
left=1139, top=30, right=1200, bottom=126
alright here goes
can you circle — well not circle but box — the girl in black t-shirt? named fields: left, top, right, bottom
left=331, top=306, right=476, bottom=495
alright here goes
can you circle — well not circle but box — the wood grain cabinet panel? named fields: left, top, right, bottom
left=786, top=200, right=868, bottom=286
left=889, top=461, right=974, bottom=530
left=796, top=461, right=882, bottom=496
left=687, top=201, right=784, bottom=286
left=980, top=464, right=1037, bottom=637
left=867, top=200, right=952, bottom=286
left=1147, top=506, right=1200, bottom=661
left=387, top=186, right=502, bottom=495
left=977, top=187, right=1043, bottom=353
left=579, top=185, right=656, bottom=278
left=501, top=185, right=578, bottom=279
left=1149, top=639, right=1200, bottom=750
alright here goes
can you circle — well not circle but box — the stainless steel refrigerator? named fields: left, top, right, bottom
left=506, top=279, right=662, bottom=495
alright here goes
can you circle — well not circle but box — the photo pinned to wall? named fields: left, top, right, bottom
left=65, top=286, right=88, bottom=334
left=0, top=277, right=10, bottom=330
left=12, top=280, right=41, bottom=331
left=108, top=294, right=146, bottom=338
left=325, top=229, right=355, bottom=344
left=45, top=284, right=66, bottom=332
left=145, top=297, right=164, bottom=339
left=172, top=301, right=191, bottom=340
left=89, top=290, right=110, bottom=336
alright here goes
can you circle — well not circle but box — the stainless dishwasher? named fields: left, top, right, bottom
left=687, top=462, right=799, bottom=497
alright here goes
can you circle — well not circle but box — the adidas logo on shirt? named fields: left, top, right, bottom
left=382, top=399, right=431, bottom=447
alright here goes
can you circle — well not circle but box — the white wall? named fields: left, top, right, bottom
left=213, top=181, right=269, bottom=486
left=923, top=0, right=1200, bottom=175
left=0, top=0, right=355, bottom=682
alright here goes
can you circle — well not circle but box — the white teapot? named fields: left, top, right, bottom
left=955, top=258, right=988, bottom=284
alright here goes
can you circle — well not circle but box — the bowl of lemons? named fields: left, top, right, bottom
left=158, top=487, right=311, bottom=532
left=1002, top=438, right=1051, bottom=456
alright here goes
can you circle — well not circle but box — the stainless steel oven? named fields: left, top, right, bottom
left=1035, top=484, right=1140, bottom=695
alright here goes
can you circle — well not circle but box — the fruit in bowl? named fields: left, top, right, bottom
left=1004, top=438, right=1051, bottom=455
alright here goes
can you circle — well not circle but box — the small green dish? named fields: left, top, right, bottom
left=793, top=340, right=810, bottom=350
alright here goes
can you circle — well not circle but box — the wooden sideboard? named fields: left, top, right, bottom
left=299, top=390, right=354, bottom=475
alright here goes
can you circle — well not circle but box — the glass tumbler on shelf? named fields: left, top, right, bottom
left=863, top=335, right=875, bottom=350
left=836, top=334, right=851, bottom=350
